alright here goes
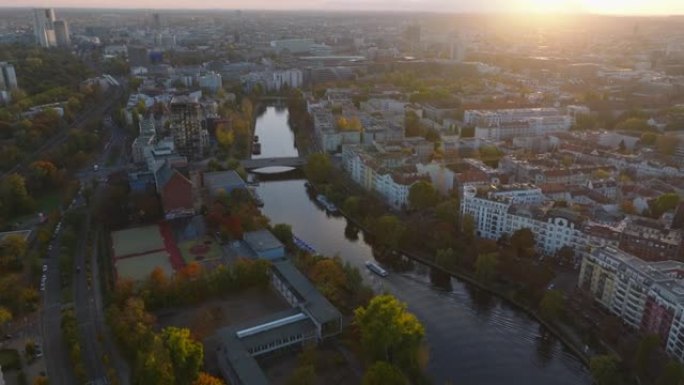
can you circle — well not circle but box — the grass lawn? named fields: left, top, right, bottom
left=36, top=191, right=62, bottom=213
left=0, top=348, right=21, bottom=371
left=111, top=225, right=165, bottom=258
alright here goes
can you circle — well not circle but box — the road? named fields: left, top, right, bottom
left=73, top=119, right=131, bottom=385
left=41, top=87, right=131, bottom=385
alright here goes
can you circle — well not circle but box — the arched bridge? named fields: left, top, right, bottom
left=241, top=157, right=306, bottom=170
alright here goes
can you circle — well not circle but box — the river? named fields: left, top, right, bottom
left=251, top=106, right=592, bottom=385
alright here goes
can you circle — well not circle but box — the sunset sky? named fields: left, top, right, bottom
left=2, top=0, right=683, bottom=14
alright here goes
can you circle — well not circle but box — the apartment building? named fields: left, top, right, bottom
left=460, top=185, right=586, bottom=255
left=579, top=247, right=684, bottom=361
left=465, top=108, right=574, bottom=141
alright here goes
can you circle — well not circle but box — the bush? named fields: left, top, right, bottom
left=0, top=348, right=21, bottom=371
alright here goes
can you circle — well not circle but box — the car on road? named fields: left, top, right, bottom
left=42, top=264, right=47, bottom=273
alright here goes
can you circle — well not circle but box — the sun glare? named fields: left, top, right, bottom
left=518, top=0, right=676, bottom=15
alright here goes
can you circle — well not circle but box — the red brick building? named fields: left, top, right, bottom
left=156, top=163, right=194, bottom=219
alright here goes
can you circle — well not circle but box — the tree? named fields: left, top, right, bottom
left=510, top=228, right=535, bottom=258
left=0, top=306, right=12, bottom=329
left=475, top=253, right=498, bottom=282
left=462, top=214, right=475, bottom=245
left=1, top=173, right=35, bottom=217
left=635, top=334, right=661, bottom=380
left=408, top=181, right=440, bottom=210
left=656, top=360, right=684, bottom=385
left=371, top=215, right=406, bottom=249
left=304, top=153, right=332, bottom=184
left=286, top=364, right=315, bottom=385
left=362, top=361, right=408, bottom=385
left=134, top=335, right=176, bottom=385
left=162, top=327, right=204, bottom=384
left=539, top=290, right=564, bottom=320
left=590, top=355, right=622, bottom=385
left=272, top=223, right=293, bottom=246
left=309, top=259, right=347, bottom=307
left=435, top=248, right=458, bottom=271
left=354, top=295, right=424, bottom=368
left=435, top=198, right=460, bottom=225
left=192, top=372, right=225, bottom=385
left=649, top=193, right=680, bottom=218
left=32, top=376, right=49, bottom=385
left=1, top=235, right=27, bottom=268
left=615, top=117, right=650, bottom=132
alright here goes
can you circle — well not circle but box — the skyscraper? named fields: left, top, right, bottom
left=170, top=95, right=208, bottom=160
left=33, top=8, right=56, bottom=47
left=0, top=62, right=18, bottom=91
left=54, top=20, right=71, bottom=47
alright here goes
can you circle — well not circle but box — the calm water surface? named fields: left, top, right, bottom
left=252, top=109, right=592, bottom=385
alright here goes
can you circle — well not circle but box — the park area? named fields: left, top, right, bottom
left=110, top=224, right=184, bottom=281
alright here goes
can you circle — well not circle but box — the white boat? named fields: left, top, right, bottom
left=365, top=261, right=388, bottom=277
left=316, top=194, right=338, bottom=213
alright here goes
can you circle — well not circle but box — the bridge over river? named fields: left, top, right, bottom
left=240, top=156, right=306, bottom=170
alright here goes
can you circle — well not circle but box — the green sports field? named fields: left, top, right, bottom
left=111, top=225, right=165, bottom=258
left=115, top=251, right=174, bottom=281
left=178, top=237, right=222, bottom=264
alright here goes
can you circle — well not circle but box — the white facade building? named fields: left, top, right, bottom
left=460, top=185, right=585, bottom=255
left=465, top=108, right=575, bottom=141
left=272, top=69, right=303, bottom=90
left=342, top=146, right=420, bottom=210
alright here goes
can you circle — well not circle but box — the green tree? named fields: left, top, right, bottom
left=362, top=361, right=408, bottom=385
left=343, top=196, right=362, bottom=218
left=615, top=117, right=650, bottom=132
left=371, top=215, right=406, bottom=249
left=510, top=228, right=535, bottom=258
left=641, top=132, right=657, bottom=145
left=304, top=153, right=332, bottom=184
left=539, top=290, right=564, bottom=320
left=656, top=360, right=684, bottom=385
left=1, top=173, right=35, bottom=217
left=635, top=334, right=661, bottom=380
left=408, top=181, right=440, bottom=210
left=649, top=193, right=680, bottom=218
left=271, top=223, right=293, bottom=246
left=162, top=327, right=204, bottom=384
left=475, top=253, right=498, bottom=282
left=462, top=214, right=475, bottom=244
left=286, top=364, right=315, bottom=385
left=435, top=198, right=460, bottom=225
left=590, top=355, right=622, bottom=385
left=354, top=295, right=424, bottom=368
left=435, top=248, right=458, bottom=271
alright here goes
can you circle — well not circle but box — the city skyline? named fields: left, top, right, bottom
left=2, top=0, right=684, bottom=15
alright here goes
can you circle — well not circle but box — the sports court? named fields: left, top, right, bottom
left=111, top=225, right=165, bottom=258
left=115, top=251, right=174, bottom=281
left=110, top=224, right=184, bottom=281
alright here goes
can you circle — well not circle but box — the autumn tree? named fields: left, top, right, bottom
left=649, top=193, right=680, bottom=218
left=304, top=153, right=332, bottom=184
left=193, top=372, right=224, bottom=385
left=135, top=335, right=176, bottom=385
left=0, top=306, right=12, bottom=330
left=309, top=259, right=347, bottom=308
left=0, top=234, right=27, bottom=269
left=162, top=327, right=204, bottom=384
left=1, top=173, right=35, bottom=217
left=369, top=215, right=405, bottom=249
left=435, top=248, right=458, bottom=271
left=408, top=181, right=440, bottom=210
left=354, top=295, right=424, bottom=369
left=362, top=361, right=408, bottom=385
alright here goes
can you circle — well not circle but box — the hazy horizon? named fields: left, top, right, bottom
left=3, top=0, right=684, bottom=15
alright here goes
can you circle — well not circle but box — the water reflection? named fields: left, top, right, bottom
left=464, top=282, right=496, bottom=320
left=344, top=221, right=360, bottom=241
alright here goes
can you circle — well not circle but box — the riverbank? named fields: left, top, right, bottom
left=334, top=199, right=593, bottom=366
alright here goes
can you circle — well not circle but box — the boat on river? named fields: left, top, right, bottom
left=251, top=142, right=261, bottom=155
left=365, top=261, right=388, bottom=277
left=315, top=194, right=338, bottom=213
